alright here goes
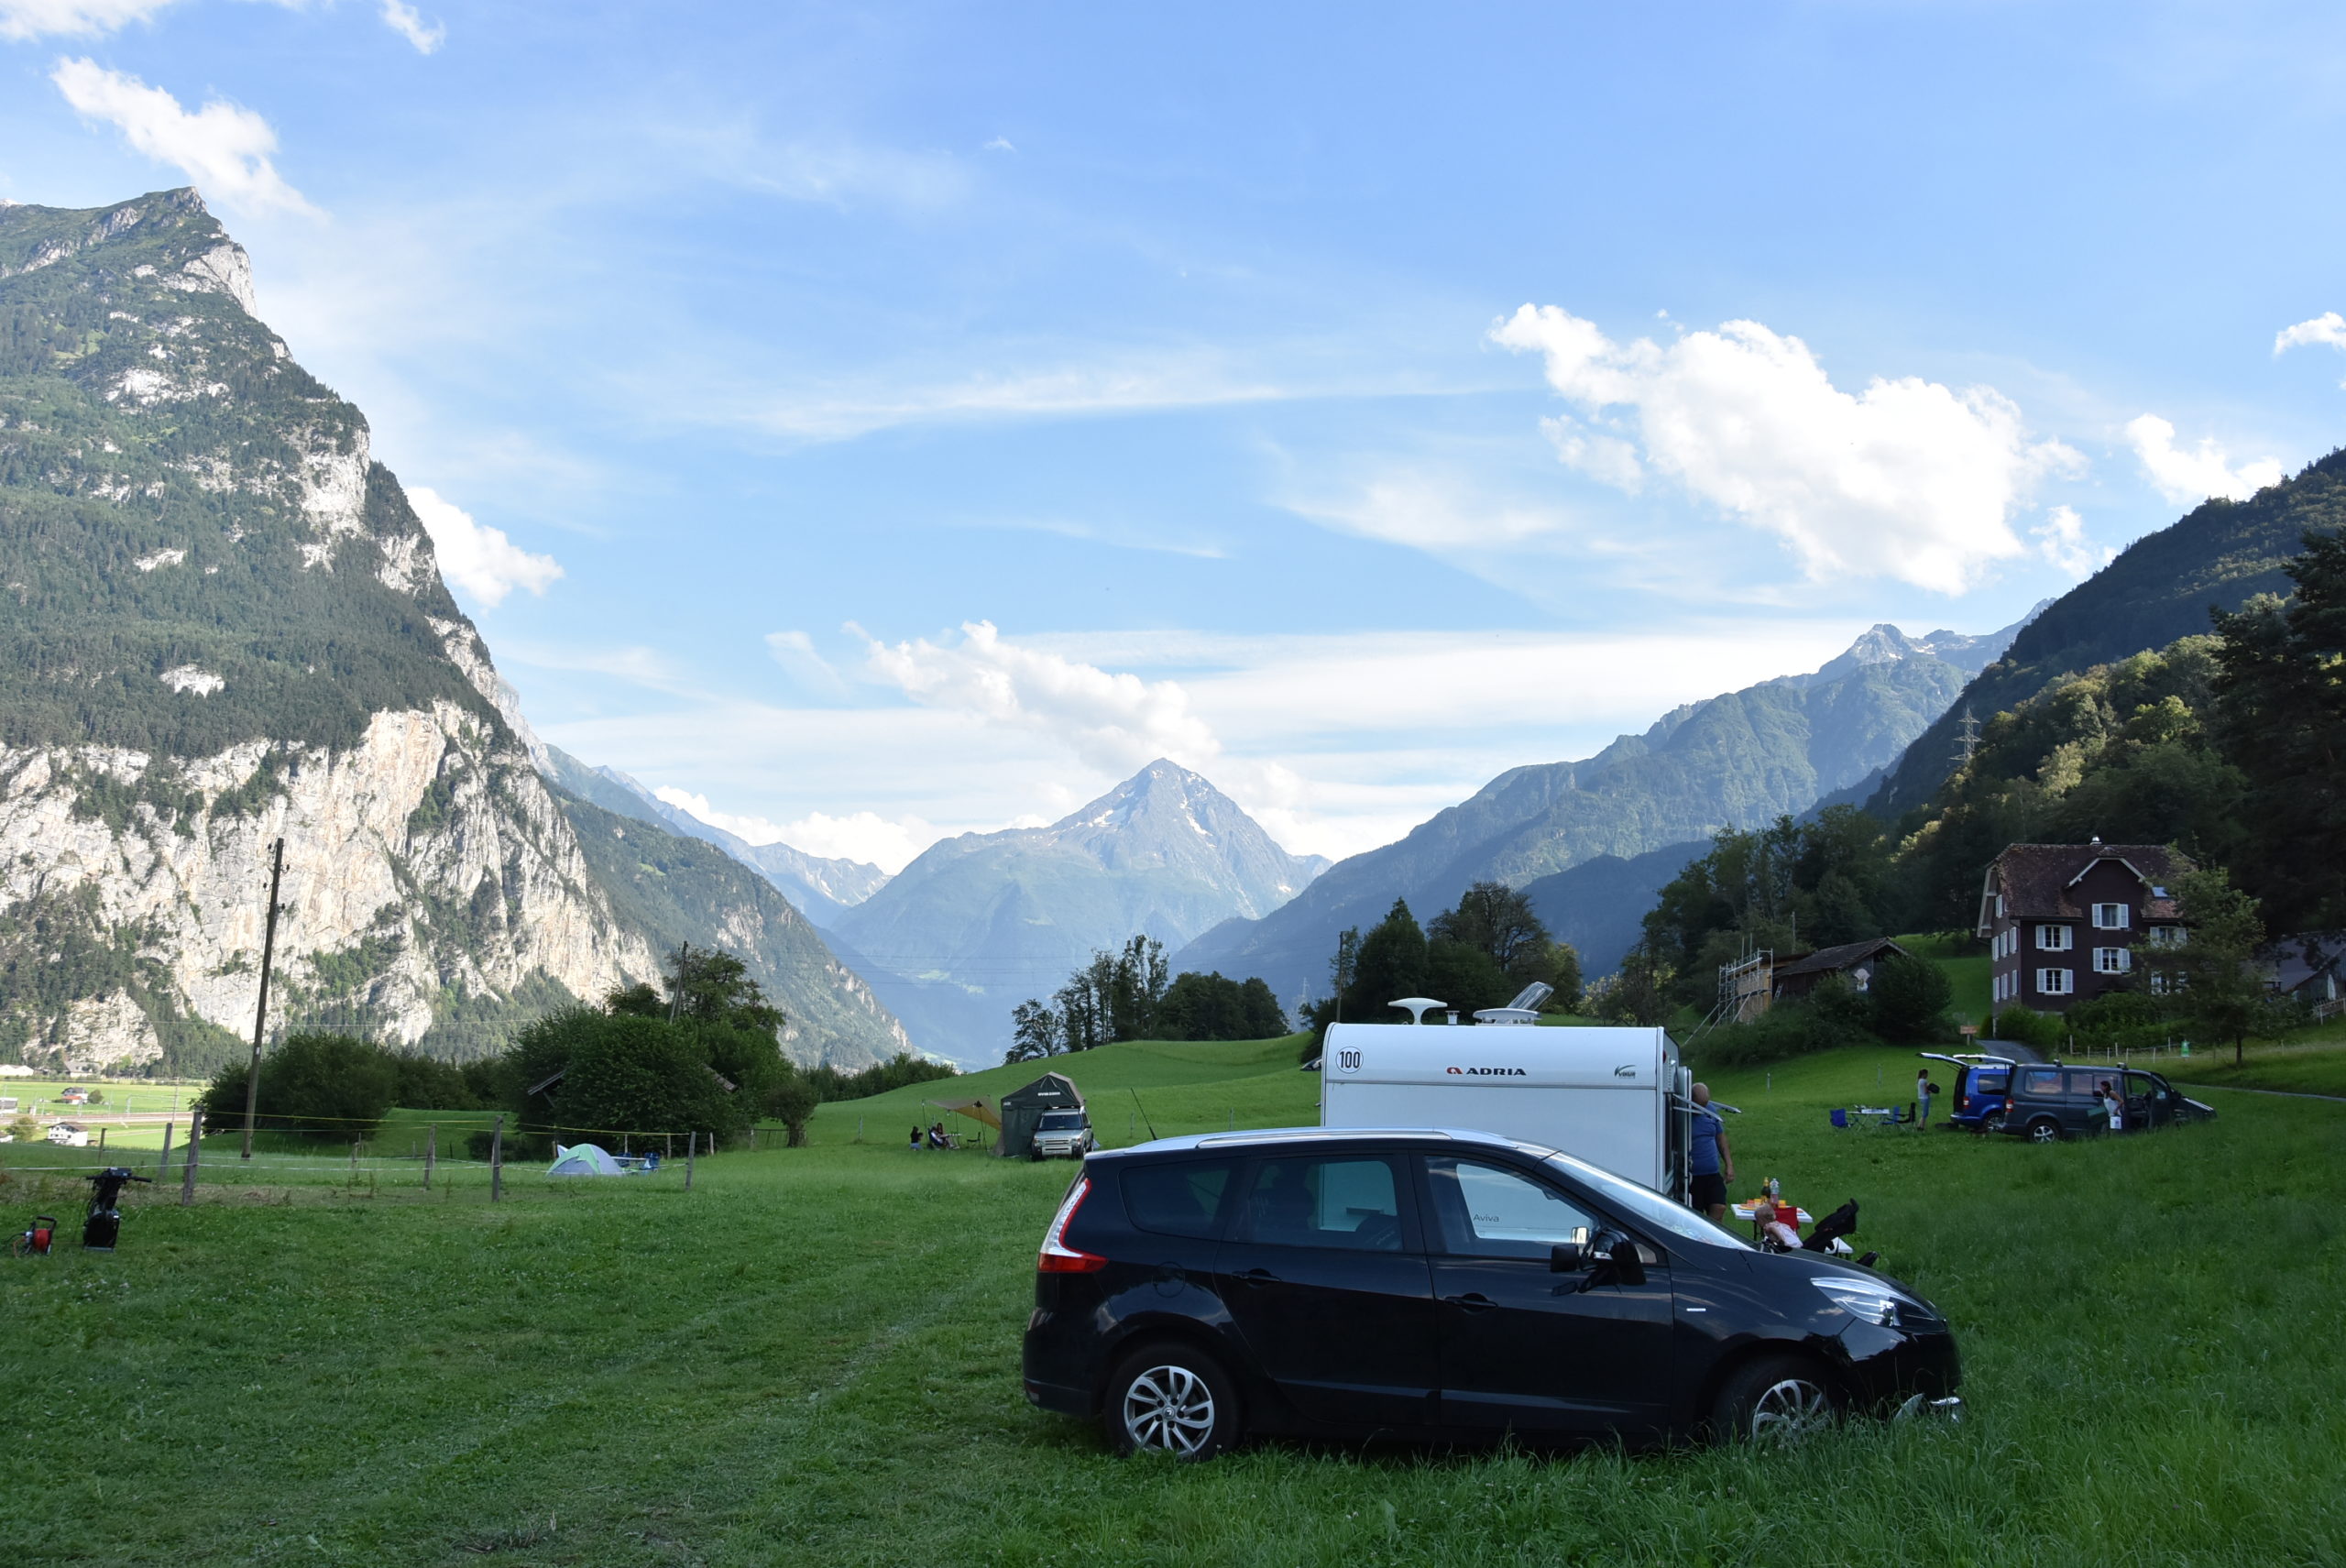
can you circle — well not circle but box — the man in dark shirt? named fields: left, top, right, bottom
left=1689, top=1081, right=1734, bottom=1221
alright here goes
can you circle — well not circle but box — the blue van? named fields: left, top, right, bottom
left=1917, top=1048, right=2040, bottom=1135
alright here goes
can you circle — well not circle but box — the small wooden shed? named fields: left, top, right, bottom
left=996, top=1071, right=1083, bottom=1160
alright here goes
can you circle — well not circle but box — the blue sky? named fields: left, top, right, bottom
left=7, top=1, right=2346, bottom=868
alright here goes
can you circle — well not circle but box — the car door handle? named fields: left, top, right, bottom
left=1442, top=1292, right=1497, bottom=1312
left=1235, top=1267, right=1277, bottom=1287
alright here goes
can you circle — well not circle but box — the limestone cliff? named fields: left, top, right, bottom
left=0, top=190, right=907, bottom=1074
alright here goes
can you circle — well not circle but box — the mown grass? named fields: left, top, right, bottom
left=1, top=1045, right=2341, bottom=1566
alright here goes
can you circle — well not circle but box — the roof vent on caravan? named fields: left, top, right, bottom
left=1387, top=997, right=1446, bottom=1024
left=1474, top=981, right=1554, bottom=1025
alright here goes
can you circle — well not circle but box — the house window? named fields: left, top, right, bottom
left=2146, top=926, right=2182, bottom=948
left=2037, top=925, right=2071, bottom=951
left=2093, top=903, right=2132, bottom=930
left=2094, top=948, right=2130, bottom=975
left=2150, top=970, right=2186, bottom=996
left=1994, top=894, right=2005, bottom=918
left=2036, top=968, right=2073, bottom=996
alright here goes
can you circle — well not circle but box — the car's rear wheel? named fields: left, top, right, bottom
left=1709, top=1353, right=1840, bottom=1445
left=1979, top=1111, right=2007, bottom=1135
left=1104, top=1343, right=1242, bottom=1460
left=2027, top=1117, right=2062, bottom=1144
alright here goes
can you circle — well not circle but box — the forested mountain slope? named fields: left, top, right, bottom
left=1868, top=451, right=2346, bottom=818
left=0, top=191, right=905, bottom=1073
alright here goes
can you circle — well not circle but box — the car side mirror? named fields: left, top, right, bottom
left=1607, top=1234, right=1648, bottom=1287
left=1549, top=1239, right=1590, bottom=1273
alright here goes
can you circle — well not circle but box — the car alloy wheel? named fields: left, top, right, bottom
left=1106, top=1344, right=1240, bottom=1461
left=1749, top=1375, right=1836, bottom=1443
left=1980, top=1112, right=2006, bottom=1135
left=1122, top=1364, right=1217, bottom=1456
left=2029, top=1119, right=2061, bottom=1144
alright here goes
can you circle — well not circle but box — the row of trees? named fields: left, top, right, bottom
left=1007, top=936, right=1289, bottom=1061
left=194, top=947, right=959, bottom=1153
left=1305, top=883, right=1583, bottom=1048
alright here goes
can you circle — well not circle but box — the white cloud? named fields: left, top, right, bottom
left=50, top=58, right=317, bottom=217
left=2032, top=506, right=2113, bottom=579
left=1490, top=304, right=2082, bottom=594
left=1284, top=472, right=1573, bottom=552
left=0, top=0, right=172, bottom=38
left=859, top=620, right=1221, bottom=775
left=2123, top=414, right=2285, bottom=505
left=652, top=788, right=934, bottom=873
left=763, top=629, right=849, bottom=698
left=407, top=486, right=564, bottom=608
left=2275, top=313, right=2346, bottom=354
left=982, top=136, right=1015, bottom=153
left=378, top=0, right=443, bottom=53
left=751, top=357, right=1287, bottom=442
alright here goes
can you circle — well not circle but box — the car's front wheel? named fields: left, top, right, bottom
left=1104, top=1343, right=1242, bottom=1460
left=2027, top=1117, right=2062, bottom=1144
left=1709, top=1354, right=1840, bottom=1445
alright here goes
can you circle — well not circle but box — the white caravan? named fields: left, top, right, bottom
left=1320, top=1019, right=1691, bottom=1200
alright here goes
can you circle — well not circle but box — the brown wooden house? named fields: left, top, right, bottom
left=1977, top=839, right=2190, bottom=1014
left=1770, top=937, right=1913, bottom=1003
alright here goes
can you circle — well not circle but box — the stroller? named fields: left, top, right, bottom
left=1760, top=1198, right=1879, bottom=1270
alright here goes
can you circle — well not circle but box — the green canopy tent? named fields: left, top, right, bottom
left=996, top=1071, right=1082, bottom=1159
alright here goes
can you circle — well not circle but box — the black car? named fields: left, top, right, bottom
left=1995, top=1063, right=2216, bottom=1143
left=1021, top=1127, right=1961, bottom=1457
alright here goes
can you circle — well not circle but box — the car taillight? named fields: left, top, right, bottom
left=1037, top=1174, right=1106, bottom=1274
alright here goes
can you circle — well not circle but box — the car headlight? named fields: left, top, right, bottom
left=1814, top=1277, right=1927, bottom=1329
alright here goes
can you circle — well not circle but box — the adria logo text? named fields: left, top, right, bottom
left=1444, top=1066, right=1529, bottom=1077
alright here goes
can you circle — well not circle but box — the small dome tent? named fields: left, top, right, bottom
left=996, top=1072, right=1082, bottom=1160
left=546, top=1142, right=625, bottom=1177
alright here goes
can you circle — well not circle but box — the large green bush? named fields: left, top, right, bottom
left=1867, top=953, right=1954, bottom=1042
left=196, top=1033, right=399, bottom=1142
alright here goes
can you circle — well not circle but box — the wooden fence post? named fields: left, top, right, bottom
left=422, top=1123, right=436, bottom=1191
left=156, top=1119, right=174, bottom=1184
left=685, top=1131, right=696, bottom=1191
left=350, top=1140, right=360, bottom=1183
left=490, top=1113, right=504, bottom=1203
left=179, top=1108, right=203, bottom=1206
left=748, top=1126, right=756, bottom=1153
left=98, top=1126, right=107, bottom=1154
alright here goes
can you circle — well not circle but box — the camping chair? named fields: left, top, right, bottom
left=1829, top=1109, right=1849, bottom=1130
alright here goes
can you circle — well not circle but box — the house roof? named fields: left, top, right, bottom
left=1773, top=937, right=1910, bottom=980
left=2259, top=931, right=2346, bottom=992
left=1980, top=842, right=2192, bottom=926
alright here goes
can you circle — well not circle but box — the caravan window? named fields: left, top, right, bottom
left=1423, top=1157, right=1594, bottom=1261
left=1121, top=1159, right=1237, bottom=1239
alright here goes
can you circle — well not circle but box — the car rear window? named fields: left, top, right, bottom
left=1972, top=1071, right=2008, bottom=1094
left=1121, top=1159, right=1237, bottom=1239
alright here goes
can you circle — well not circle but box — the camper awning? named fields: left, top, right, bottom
left=933, top=1097, right=1001, bottom=1129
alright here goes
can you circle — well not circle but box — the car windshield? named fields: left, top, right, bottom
left=1540, top=1151, right=1749, bottom=1249
left=1038, top=1113, right=1084, bottom=1130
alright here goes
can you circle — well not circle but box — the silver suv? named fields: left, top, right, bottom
left=1033, top=1109, right=1095, bottom=1159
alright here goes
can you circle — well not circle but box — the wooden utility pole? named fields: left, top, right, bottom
left=667, top=942, right=689, bottom=1024
left=422, top=1123, right=436, bottom=1190
left=239, top=838, right=286, bottom=1161
left=489, top=1113, right=504, bottom=1203
left=156, top=1119, right=173, bottom=1184
left=179, top=1108, right=203, bottom=1206
left=685, top=1132, right=696, bottom=1190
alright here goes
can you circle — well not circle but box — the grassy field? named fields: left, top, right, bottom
left=1894, top=932, right=1991, bottom=1026
left=4, top=1036, right=2342, bottom=1567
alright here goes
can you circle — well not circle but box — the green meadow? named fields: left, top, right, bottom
left=4, top=1033, right=2343, bottom=1567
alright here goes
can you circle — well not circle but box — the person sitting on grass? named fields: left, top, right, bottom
left=909, top=1124, right=923, bottom=1151
left=1687, top=1083, right=1733, bottom=1223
